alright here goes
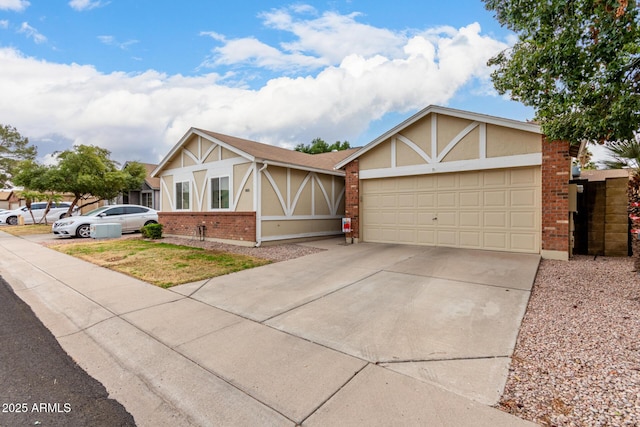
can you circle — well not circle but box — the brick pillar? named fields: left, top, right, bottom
left=344, top=159, right=360, bottom=243
left=541, top=138, right=570, bottom=259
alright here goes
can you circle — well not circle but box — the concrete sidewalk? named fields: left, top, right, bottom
left=0, top=232, right=538, bottom=426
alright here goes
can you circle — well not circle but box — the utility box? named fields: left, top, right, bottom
left=90, top=223, right=122, bottom=239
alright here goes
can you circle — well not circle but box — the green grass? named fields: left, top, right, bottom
left=50, top=238, right=271, bottom=288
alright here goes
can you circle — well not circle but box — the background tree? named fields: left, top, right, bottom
left=295, top=138, right=351, bottom=154
left=483, top=0, right=640, bottom=145
left=13, top=160, right=62, bottom=223
left=48, top=145, right=146, bottom=215
left=0, top=124, right=37, bottom=188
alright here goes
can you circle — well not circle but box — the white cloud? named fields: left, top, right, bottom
left=68, top=0, right=106, bottom=11
left=0, top=20, right=9, bottom=29
left=18, top=21, right=46, bottom=44
left=0, top=10, right=509, bottom=165
left=0, top=0, right=29, bottom=12
left=98, top=35, right=139, bottom=50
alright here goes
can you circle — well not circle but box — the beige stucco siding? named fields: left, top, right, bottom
left=234, top=163, right=254, bottom=212
left=261, top=218, right=341, bottom=238
left=437, top=115, right=473, bottom=155
left=400, top=118, right=430, bottom=152
left=160, top=175, right=173, bottom=211
left=359, top=139, right=392, bottom=170
left=486, top=124, right=541, bottom=157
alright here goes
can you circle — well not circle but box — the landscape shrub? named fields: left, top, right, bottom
left=141, top=223, right=163, bottom=239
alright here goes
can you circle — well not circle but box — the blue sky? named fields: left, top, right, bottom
left=0, top=0, right=545, bottom=165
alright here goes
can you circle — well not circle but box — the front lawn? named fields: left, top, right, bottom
left=2, top=224, right=52, bottom=236
left=50, top=238, right=271, bottom=288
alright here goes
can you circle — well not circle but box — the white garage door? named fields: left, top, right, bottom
left=361, top=167, right=541, bottom=253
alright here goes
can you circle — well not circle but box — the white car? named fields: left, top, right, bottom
left=52, top=204, right=159, bottom=238
left=0, top=202, right=77, bottom=225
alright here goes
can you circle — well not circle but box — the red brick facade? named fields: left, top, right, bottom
left=344, top=159, right=360, bottom=241
left=159, top=212, right=256, bottom=242
left=541, top=139, right=570, bottom=254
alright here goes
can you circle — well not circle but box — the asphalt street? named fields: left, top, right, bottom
left=0, top=276, right=135, bottom=427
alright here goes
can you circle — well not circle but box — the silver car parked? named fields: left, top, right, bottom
left=52, top=204, right=158, bottom=238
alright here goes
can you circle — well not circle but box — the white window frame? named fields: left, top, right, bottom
left=210, top=175, right=230, bottom=210
left=175, top=180, right=190, bottom=211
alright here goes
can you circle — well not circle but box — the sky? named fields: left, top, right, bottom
left=0, top=0, right=608, bottom=166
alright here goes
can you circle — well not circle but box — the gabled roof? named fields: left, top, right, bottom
left=335, top=105, right=542, bottom=170
left=153, top=128, right=359, bottom=177
left=123, top=162, right=160, bottom=190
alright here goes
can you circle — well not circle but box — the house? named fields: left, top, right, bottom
left=118, top=162, right=161, bottom=210
left=335, top=105, right=571, bottom=260
left=151, top=129, right=358, bottom=245
left=0, top=190, right=20, bottom=210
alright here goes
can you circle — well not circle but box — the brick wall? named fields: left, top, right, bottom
left=159, top=212, right=256, bottom=242
left=541, top=139, right=570, bottom=255
left=344, top=159, right=360, bottom=241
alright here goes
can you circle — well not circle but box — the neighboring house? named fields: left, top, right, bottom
left=152, top=129, right=357, bottom=245
left=335, top=105, right=571, bottom=260
left=118, top=163, right=160, bottom=210
left=0, top=190, right=20, bottom=210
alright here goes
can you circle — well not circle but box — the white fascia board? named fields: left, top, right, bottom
left=152, top=128, right=255, bottom=177
left=359, top=153, right=542, bottom=179
left=260, top=160, right=346, bottom=177
left=334, top=105, right=541, bottom=170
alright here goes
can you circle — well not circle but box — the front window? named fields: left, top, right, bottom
left=211, top=176, right=229, bottom=209
left=176, top=181, right=190, bottom=210
left=141, top=192, right=153, bottom=208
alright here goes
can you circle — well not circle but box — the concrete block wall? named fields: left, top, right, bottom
left=604, top=178, right=629, bottom=256
left=159, top=212, right=256, bottom=243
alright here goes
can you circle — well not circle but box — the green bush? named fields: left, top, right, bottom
left=140, top=223, right=163, bottom=239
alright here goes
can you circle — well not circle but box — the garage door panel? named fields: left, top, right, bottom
left=483, top=232, right=507, bottom=250
left=398, top=193, right=416, bottom=208
left=459, top=191, right=480, bottom=207
left=398, top=212, right=416, bottom=225
left=381, top=194, right=397, bottom=207
left=484, top=211, right=507, bottom=228
left=459, top=231, right=481, bottom=248
left=484, top=170, right=507, bottom=186
left=417, top=193, right=436, bottom=207
left=511, top=189, right=536, bottom=207
left=484, top=191, right=507, bottom=207
left=510, top=233, right=537, bottom=252
left=511, top=211, right=536, bottom=229
left=436, top=211, right=456, bottom=227
left=459, top=211, right=481, bottom=227
left=436, top=230, right=457, bottom=246
left=361, top=167, right=540, bottom=253
left=437, top=192, right=457, bottom=208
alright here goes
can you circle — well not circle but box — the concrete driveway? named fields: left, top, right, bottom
left=0, top=233, right=540, bottom=426
left=173, top=239, right=540, bottom=406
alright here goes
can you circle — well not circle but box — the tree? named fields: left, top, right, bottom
left=600, top=137, right=640, bottom=171
left=483, top=0, right=640, bottom=145
left=0, top=124, right=37, bottom=188
left=47, top=145, right=146, bottom=215
left=12, top=160, right=63, bottom=224
left=295, top=138, right=351, bottom=154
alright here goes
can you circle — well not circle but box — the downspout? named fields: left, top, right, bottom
left=255, top=161, right=268, bottom=247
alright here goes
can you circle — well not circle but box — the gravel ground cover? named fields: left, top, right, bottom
left=499, top=255, right=640, bottom=426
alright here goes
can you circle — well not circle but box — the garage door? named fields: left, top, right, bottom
left=361, top=167, right=540, bottom=253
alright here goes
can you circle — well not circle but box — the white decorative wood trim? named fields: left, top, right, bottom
left=436, top=121, right=479, bottom=162
left=431, top=113, right=438, bottom=160
left=479, top=123, right=487, bottom=159
left=359, top=153, right=542, bottom=179
left=262, top=215, right=343, bottom=221
left=263, top=169, right=288, bottom=216
left=396, top=134, right=431, bottom=163
left=391, top=137, right=397, bottom=168
left=232, top=167, right=253, bottom=211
